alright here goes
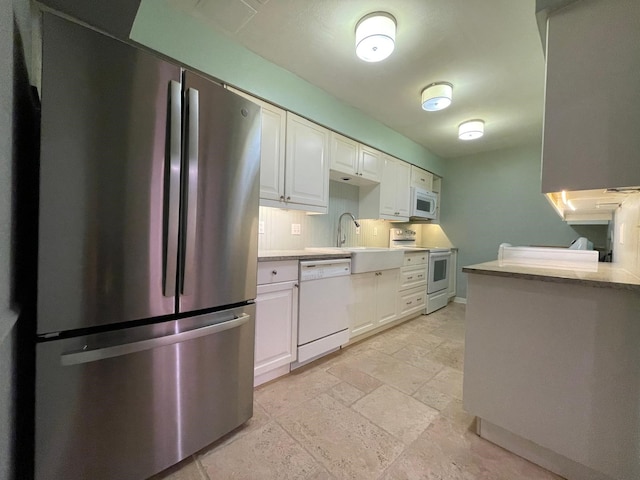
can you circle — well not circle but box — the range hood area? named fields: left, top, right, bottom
left=545, top=188, right=640, bottom=225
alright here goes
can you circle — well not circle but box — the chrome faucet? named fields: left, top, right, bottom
left=336, top=212, right=360, bottom=247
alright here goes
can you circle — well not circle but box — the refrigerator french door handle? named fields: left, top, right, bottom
left=182, top=87, right=199, bottom=295
left=60, top=313, right=251, bottom=366
left=163, top=80, right=182, bottom=297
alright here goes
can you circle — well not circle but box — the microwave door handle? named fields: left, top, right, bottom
left=182, top=87, right=199, bottom=295
left=164, top=80, right=182, bottom=297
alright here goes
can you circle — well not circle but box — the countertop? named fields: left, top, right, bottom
left=258, top=249, right=352, bottom=261
left=259, top=246, right=458, bottom=261
left=463, top=261, right=640, bottom=291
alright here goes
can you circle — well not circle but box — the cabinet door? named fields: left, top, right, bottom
left=349, top=273, right=377, bottom=337
left=379, top=156, right=398, bottom=217
left=376, top=269, right=399, bottom=326
left=225, top=87, right=286, bottom=203
left=255, top=281, right=297, bottom=377
left=330, top=132, right=358, bottom=176
left=359, top=144, right=381, bottom=182
left=395, top=160, right=411, bottom=218
left=259, top=104, right=287, bottom=202
left=410, top=165, right=433, bottom=190
left=285, top=113, right=330, bottom=208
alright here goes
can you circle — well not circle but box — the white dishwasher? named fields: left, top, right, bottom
left=295, top=258, right=352, bottom=367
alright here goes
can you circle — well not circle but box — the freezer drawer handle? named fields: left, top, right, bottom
left=60, top=313, right=251, bottom=366
left=164, top=80, right=182, bottom=297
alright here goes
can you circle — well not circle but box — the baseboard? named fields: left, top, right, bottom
left=254, top=364, right=290, bottom=387
left=477, top=418, right=615, bottom=480
left=453, top=297, right=467, bottom=304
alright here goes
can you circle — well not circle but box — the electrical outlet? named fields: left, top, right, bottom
left=356, top=226, right=361, bottom=235
left=258, top=221, right=265, bottom=234
left=291, top=223, right=301, bottom=235
left=373, top=227, right=378, bottom=236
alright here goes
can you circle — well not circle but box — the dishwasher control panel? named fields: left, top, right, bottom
left=299, top=259, right=351, bottom=281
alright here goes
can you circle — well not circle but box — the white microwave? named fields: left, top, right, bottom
left=410, top=187, right=437, bottom=220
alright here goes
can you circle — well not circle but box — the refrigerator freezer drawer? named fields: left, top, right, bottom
left=35, top=304, right=255, bottom=480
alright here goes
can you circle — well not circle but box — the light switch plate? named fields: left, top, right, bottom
left=258, top=221, right=265, bottom=234
left=356, top=226, right=361, bottom=235
left=291, top=223, right=301, bottom=235
left=373, top=227, right=378, bottom=236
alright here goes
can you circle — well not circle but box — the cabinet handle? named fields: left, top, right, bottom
left=286, top=196, right=291, bottom=201
left=294, top=283, right=299, bottom=288
left=406, top=301, right=412, bottom=305
left=407, top=258, right=411, bottom=262
left=417, top=274, right=423, bottom=279
left=417, top=297, right=422, bottom=302
left=407, top=276, right=414, bottom=280
left=279, top=195, right=285, bottom=201
left=272, top=270, right=278, bottom=275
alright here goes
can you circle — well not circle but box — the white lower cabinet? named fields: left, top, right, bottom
left=397, top=251, right=428, bottom=318
left=348, top=268, right=399, bottom=338
left=398, top=286, right=426, bottom=317
left=254, top=261, right=298, bottom=387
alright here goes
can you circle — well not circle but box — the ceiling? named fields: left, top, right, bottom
left=169, top=0, right=546, bottom=159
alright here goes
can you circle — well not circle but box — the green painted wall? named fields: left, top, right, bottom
left=130, top=0, right=444, bottom=175
left=439, top=143, right=607, bottom=299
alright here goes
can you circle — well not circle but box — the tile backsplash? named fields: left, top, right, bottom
left=613, top=194, right=640, bottom=276
left=258, top=180, right=434, bottom=251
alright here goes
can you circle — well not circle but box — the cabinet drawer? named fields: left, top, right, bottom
left=257, top=260, right=298, bottom=284
left=399, top=265, right=427, bottom=290
left=398, top=286, right=426, bottom=317
left=403, top=251, right=427, bottom=266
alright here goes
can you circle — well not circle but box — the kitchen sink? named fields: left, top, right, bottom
left=305, top=247, right=404, bottom=273
left=340, top=247, right=404, bottom=273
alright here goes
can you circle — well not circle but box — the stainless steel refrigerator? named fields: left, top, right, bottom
left=35, top=13, right=260, bottom=480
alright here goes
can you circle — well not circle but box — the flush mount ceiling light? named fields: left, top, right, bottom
left=355, top=12, right=396, bottom=62
left=421, top=82, right=453, bottom=111
left=458, top=119, right=484, bottom=140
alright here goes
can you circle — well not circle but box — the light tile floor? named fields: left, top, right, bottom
left=150, top=303, right=562, bottom=480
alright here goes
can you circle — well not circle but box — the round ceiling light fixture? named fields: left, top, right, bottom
left=421, top=82, right=453, bottom=111
left=355, top=12, right=396, bottom=62
left=458, top=119, right=484, bottom=140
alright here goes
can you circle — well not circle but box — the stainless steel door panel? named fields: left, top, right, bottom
left=35, top=304, right=255, bottom=480
left=38, top=14, right=180, bottom=334
left=179, top=72, right=261, bottom=312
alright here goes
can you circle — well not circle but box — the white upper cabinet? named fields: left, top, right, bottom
left=329, top=132, right=381, bottom=185
left=330, top=132, right=358, bottom=174
left=541, top=0, right=640, bottom=192
left=359, top=155, right=410, bottom=221
left=227, top=86, right=329, bottom=213
left=258, top=103, right=287, bottom=202
left=410, top=165, right=433, bottom=191
left=358, top=144, right=381, bottom=183
left=225, top=87, right=288, bottom=205
left=285, top=113, right=330, bottom=212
